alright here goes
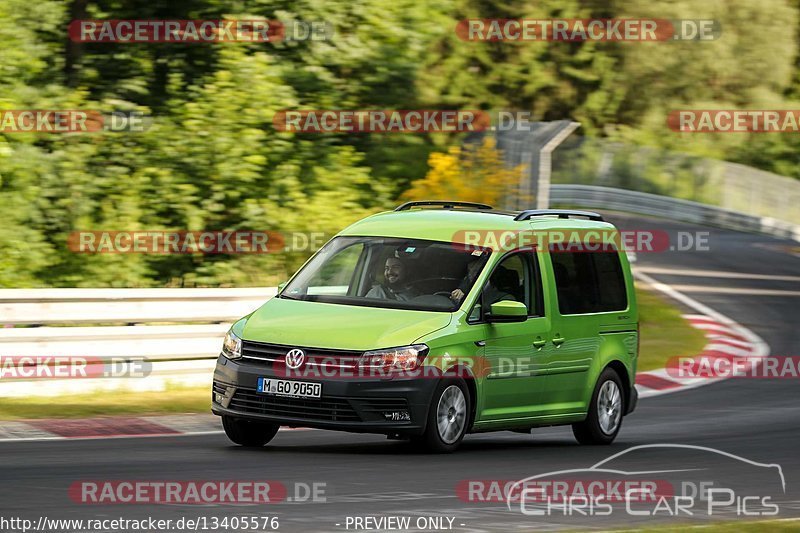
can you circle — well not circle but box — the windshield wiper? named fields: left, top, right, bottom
left=278, top=293, right=302, bottom=301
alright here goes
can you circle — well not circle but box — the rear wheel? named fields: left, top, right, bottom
left=572, top=368, right=625, bottom=445
left=414, top=378, right=470, bottom=453
left=222, top=416, right=280, bottom=447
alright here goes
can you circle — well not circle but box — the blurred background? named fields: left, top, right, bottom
left=1, top=0, right=799, bottom=289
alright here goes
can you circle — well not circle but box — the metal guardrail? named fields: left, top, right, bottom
left=0, top=287, right=277, bottom=325
left=0, top=288, right=277, bottom=397
left=0, top=324, right=229, bottom=360
left=550, top=184, right=800, bottom=242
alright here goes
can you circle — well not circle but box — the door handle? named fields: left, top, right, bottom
left=552, top=335, right=566, bottom=347
left=532, top=339, right=547, bottom=349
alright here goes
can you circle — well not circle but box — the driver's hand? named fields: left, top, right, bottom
left=450, top=288, right=464, bottom=302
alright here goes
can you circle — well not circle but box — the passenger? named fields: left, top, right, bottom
left=483, top=266, right=517, bottom=305
left=365, top=256, right=418, bottom=301
left=450, top=256, right=484, bottom=304
left=451, top=260, right=516, bottom=306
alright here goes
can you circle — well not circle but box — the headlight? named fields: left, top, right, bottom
left=221, top=330, right=242, bottom=360
left=359, top=344, right=428, bottom=372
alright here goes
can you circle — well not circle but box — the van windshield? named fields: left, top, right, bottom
left=280, top=237, right=491, bottom=312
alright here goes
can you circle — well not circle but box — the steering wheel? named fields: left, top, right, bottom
left=410, top=294, right=455, bottom=306
left=407, top=277, right=460, bottom=289
left=433, top=291, right=454, bottom=298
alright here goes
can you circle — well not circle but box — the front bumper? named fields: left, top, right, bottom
left=211, top=355, right=439, bottom=435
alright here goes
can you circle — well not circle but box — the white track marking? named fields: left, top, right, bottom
left=633, top=271, right=770, bottom=398
left=635, top=266, right=800, bottom=282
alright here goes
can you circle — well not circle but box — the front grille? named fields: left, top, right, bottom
left=240, top=341, right=362, bottom=371
left=229, top=389, right=362, bottom=422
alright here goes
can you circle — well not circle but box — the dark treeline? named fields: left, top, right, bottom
left=2, top=0, right=798, bottom=287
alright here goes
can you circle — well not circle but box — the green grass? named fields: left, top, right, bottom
left=636, top=286, right=708, bottom=372
left=612, top=518, right=800, bottom=532
left=0, top=386, right=210, bottom=420
left=0, top=288, right=705, bottom=420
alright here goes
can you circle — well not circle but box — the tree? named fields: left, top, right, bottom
left=402, top=137, right=527, bottom=206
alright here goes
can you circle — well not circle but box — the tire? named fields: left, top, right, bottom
left=222, top=416, right=280, bottom=447
left=572, top=368, right=625, bottom=445
left=413, top=378, right=470, bottom=453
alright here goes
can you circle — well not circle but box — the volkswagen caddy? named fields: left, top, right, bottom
left=212, top=201, right=638, bottom=452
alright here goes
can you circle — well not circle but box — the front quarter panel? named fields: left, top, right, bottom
left=414, top=312, right=487, bottom=425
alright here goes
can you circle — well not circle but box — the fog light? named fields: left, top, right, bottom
left=213, top=385, right=236, bottom=408
left=383, top=410, right=411, bottom=421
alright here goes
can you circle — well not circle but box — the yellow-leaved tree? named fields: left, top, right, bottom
left=402, top=138, right=529, bottom=207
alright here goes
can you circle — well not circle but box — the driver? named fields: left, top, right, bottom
left=365, top=256, right=419, bottom=301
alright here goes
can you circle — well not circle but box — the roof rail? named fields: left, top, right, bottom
left=514, top=209, right=604, bottom=222
left=394, top=201, right=494, bottom=212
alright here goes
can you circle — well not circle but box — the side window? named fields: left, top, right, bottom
left=550, top=250, right=627, bottom=314
left=470, top=252, right=544, bottom=321
left=489, top=254, right=527, bottom=308
left=593, top=251, right=627, bottom=311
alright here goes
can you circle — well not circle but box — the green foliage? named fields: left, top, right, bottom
left=403, top=138, right=528, bottom=205
left=2, top=0, right=800, bottom=288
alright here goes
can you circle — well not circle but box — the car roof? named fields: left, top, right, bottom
left=338, top=208, right=617, bottom=246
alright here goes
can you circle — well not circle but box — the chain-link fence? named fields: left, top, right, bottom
left=548, top=137, right=800, bottom=225
left=476, top=123, right=799, bottom=225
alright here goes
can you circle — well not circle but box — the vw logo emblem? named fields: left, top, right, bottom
left=285, top=348, right=306, bottom=369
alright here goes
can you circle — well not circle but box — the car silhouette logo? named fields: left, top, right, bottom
left=285, top=349, right=306, bottom=369
left=505, top=443, right=786, bottom=512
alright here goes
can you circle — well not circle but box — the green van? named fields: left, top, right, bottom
left=212, top=202, right=638, bottom=452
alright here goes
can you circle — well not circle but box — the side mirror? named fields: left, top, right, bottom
left=277, top=281, right=287, bottom=292
left=486, top=300, right=528, bottom=323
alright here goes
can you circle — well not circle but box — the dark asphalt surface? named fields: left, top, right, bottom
left=1, top=214, right=798, bottom=532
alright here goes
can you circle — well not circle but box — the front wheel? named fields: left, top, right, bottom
left=572, top=368, right=625, bottom=445
left=413, top=378, right=470, bottom=453
left=222, top=416, right=280, bottom=447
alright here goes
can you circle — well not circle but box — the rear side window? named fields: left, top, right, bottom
left=550, top=251, right=627, bottom=314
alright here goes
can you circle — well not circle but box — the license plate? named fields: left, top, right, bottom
left=257, top=378, right=322, bottom=399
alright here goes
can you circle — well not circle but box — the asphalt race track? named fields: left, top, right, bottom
left=2, top=213, right=798, bottom=532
